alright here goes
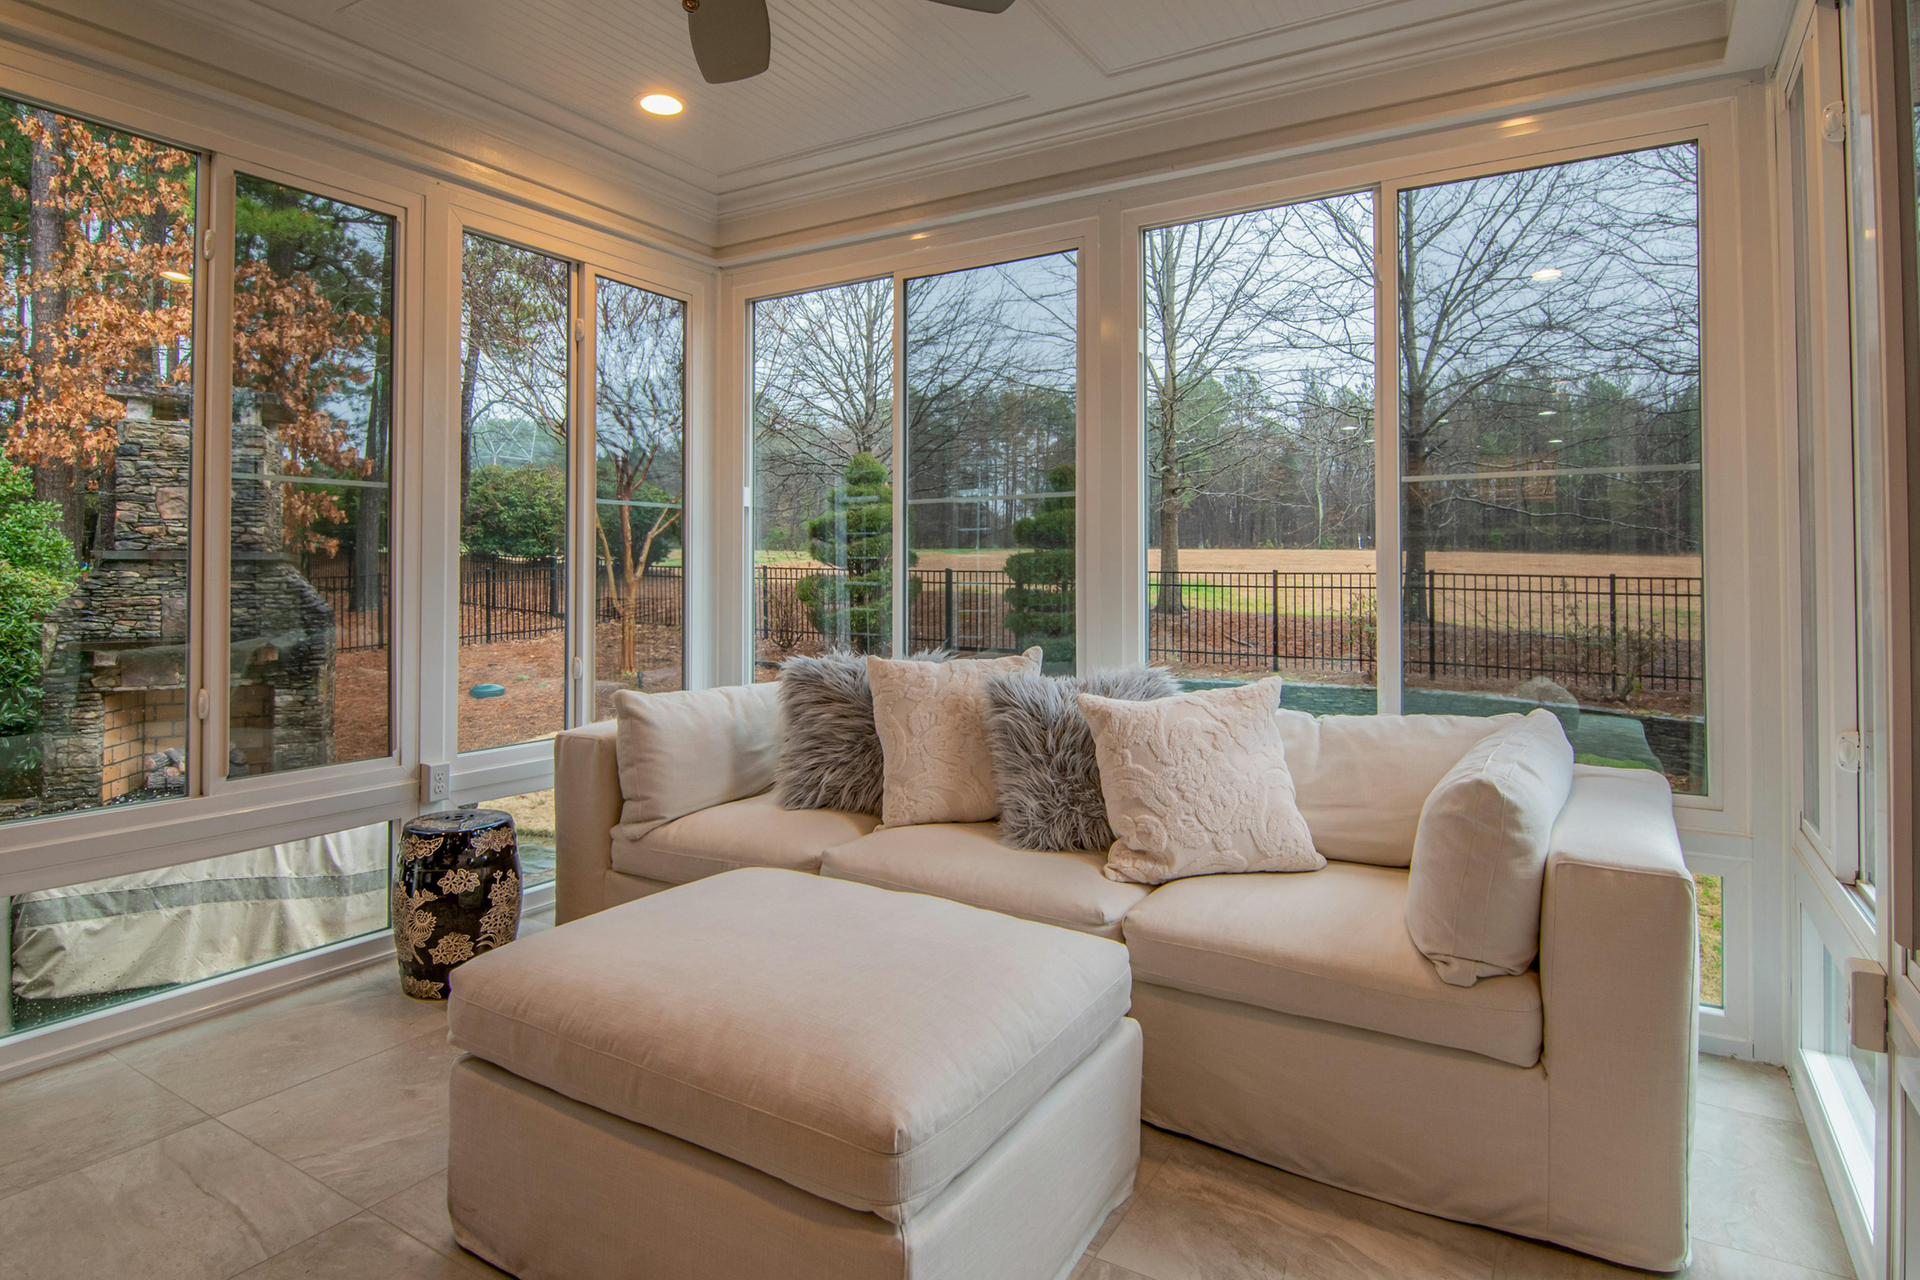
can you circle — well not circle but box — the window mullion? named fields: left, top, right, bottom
left=1374, top=183, right=1404, bottom=715
left=197, top=154, right=237, bottom=796
left=891, top=273, right=908, bottom=658
left=569, top=266, right=595, bottom=728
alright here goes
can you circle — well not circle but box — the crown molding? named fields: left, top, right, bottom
left=713, top=0, right=1736, bottom=251
left=0, top=0, right=1791, bottom=265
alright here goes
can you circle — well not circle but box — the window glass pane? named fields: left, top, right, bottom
left=594, top=279, right=684, bottom=716
left=1790, top=78, right=1824, bottom=836
left=0, top=102, right=197, bottom=822
left=2, top=822, right=390, bottom=1037
left=1696, top=872, right=1723, bottom=1008
left=459, top=234, right=570, bottom=751
left=231, top=176, right=396, bottom=777
left=1801, top=910, right=1879, bottom=1214
left=482, top=789, right=556, bottom=888
left=905, top=252, right=1077, bottom=671
left=1143, top=193, right=1377, bottom=708
left=1398, top=146, right=1706, bottom=794
left=751, top=278, right=895, bottom=678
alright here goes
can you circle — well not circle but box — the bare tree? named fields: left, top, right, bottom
left=752, top=278, right=894, bottom=545
left=595, top=280, right=685, bottom=673
left=1144, top=195, right=1373, bottom=612
left=1394, top=146, right=1700, bottom=617
left=460, top=234, right=570, bottom=516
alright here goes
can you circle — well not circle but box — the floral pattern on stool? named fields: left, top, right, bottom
left=394, top=808, right=521, bottom=1000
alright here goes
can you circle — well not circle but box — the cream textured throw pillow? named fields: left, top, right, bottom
left=867, top=648, right=1043, bottom=827
left=1079, top=679, right=1324, bottom=885
left=1406, top=708, right=1575, bottom=987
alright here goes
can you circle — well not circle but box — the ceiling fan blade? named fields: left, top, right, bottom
left=687, top=0, right=770, bottom=83
left=927, top=0, right=1017, bottom=11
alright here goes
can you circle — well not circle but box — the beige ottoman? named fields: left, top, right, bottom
left=445, top=867, right=1141, bottom=1280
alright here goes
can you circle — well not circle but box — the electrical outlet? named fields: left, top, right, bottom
left=420, top=762, right=451, bottom=805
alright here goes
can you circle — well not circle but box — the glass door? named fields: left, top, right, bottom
left=1789, top=4, right=1897, bottom=1271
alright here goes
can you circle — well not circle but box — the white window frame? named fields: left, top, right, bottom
left=438, top=198, right=713, bottom=809
left=721, top=217, right=1098, bottom=677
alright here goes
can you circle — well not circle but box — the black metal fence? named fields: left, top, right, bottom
left=311, top=560, right=686, bottom=652
left=756, top=563, right=1704, bottom=698
left=312, top=557, right=1701, bottom=699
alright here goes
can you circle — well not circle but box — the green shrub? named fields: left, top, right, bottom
left=0, top=455, right=77, bottom=737
left=464, top=464, right=566, bottom=559
left=797, top=453, right=915, bottom=652
left=1003, top=464, right=1075, bottom=669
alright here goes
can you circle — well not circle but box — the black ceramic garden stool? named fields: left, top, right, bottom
left=394, top=808, right=520, bottom=1000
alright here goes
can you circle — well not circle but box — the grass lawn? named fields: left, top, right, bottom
left=1697, top=873, right=1724, bottom=1008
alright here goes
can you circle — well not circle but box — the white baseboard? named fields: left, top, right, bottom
left=1700, top=1030, right=1759, bottom=1061
left=0, top=879, right=556, bottom=1086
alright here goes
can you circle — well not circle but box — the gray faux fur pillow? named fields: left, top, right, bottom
left=775, top=649, right=946, bottom=814
left=984, top=667, right=1180, bottom=851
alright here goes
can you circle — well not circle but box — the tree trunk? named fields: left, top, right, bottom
left=1153, top=402, right=1185, bottom=615
left=459, top=340, right=480, bottom=515
left=351, top=375, right=388, bottom=613
left=618, top=495, right=637, bottom=675
left=352, top=231, right=396, bottom=614
left=1402, top=383, right=1430, bottom=625
left=26, top=110, right=86, bottom=554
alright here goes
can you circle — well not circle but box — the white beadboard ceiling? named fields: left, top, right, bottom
left=9, top=0, right=1790, bottom=251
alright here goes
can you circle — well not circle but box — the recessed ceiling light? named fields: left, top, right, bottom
left=639, top=94, right=684, bottom=116
left=158, top=269, right=192, bottom=284
left=1539, top=410, right=1558, bottom=417
left=909, top=232, right=931, bottom=240
left=1341, top=424, right=1359, bottom=432
left=1530, top=268, right=1562, bottom=281
left=1547, top=438, right=1563, bottom=445
left=1501, top=116, right=1538, bottom=129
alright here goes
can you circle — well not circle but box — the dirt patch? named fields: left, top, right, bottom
left=331, top=647, right=391, bottom=762
left=457, top=635, right=567, bottom=752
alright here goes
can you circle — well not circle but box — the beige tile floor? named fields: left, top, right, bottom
left=0, top=906, right=1856, bottom=1280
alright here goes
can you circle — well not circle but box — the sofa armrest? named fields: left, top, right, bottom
left=1539, top=765, right=1696, bottom=1270
left=554, top=721, right=622, bottom=925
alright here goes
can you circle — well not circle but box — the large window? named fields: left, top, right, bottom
left=594, top=277, right=685, bottom=713
left=1142, top=150, right=1707, bottom=795
left=231, top=175, right=396, bottom=776
left=905, top=253, right=1078, bottom=670
left=0, top=100, right=197, bottom=821
left=457, top=234, right=571, bottom=752
left=1143, top=193, right=1377, bottom=709
left=750, top=278, right=895, bottom=677
left=1398, top=147, right=1705, bottom=793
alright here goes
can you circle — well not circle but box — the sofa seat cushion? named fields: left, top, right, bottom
left=820, top=823, right=1151, bottom=939
left=610, top=792, right=876, bottom=885
left=446, top=868, right=1134, bottom=1223
left=1121, top=861, right=1542, bottom=1067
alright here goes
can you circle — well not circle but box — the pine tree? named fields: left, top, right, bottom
left=796, top=452, right=904, bottom=653
left=1003, top=463, right=1075, bottom=671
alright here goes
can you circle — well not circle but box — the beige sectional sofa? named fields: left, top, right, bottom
left=553, top=684, right=1697, bottom=1272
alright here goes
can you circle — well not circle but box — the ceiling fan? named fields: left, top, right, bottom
left=681, top=0, right=1017, bottom=84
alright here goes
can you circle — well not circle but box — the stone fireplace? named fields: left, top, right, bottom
left=35, top=387, right=336, bottom=812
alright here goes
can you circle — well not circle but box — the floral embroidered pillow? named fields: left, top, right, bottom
left=1079, top=679, right=1324, bottom=885
left=867, top=648, right=1043, bottom=827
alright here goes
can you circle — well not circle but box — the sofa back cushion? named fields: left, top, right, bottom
left=1405, top=709, right=1576, bottom=987
left=612, top=684, right=784, bottom=838
left=1275, top=710, right=1520, bottom=866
